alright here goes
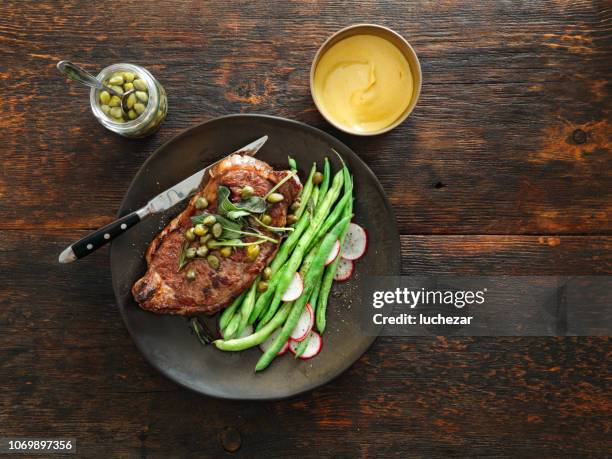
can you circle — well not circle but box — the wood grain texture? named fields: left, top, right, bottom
left=1, top=230, right=611, bottom=457
left=0, top=0, right=610, bottom=457
left=0, top=0, right=610, bottom=234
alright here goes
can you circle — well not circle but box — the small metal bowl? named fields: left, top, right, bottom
left=310, top=24, right=422, bottom=136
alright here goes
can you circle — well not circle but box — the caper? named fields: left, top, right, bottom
left=267, top=193, right=284, bottom=203
left=246, top=244, right=260, bottom=261
left=99, top=90, right=111, bottom=105
left=109, top=85, right=124, bottom=96
left=240, top=185, right=255, bottom=199
left=126, top=93, right=136, bottom=109
left=128, top=109, right=137, bottom=120
left=261, top=214, right=272, bottom=226
left=206, top=239, right=217, bottom=249
left=202, top=215, right=216, bottom=226
left=123, top=71, right=135, bottom=83
left=220, top=247, right=232, bottom=258
left=134, top=103, right=146, bottom=114
left=195, top=197, right=208, bottom=209
left=207, top=254, right=220, bottom=270
left=109, top=107, right=123, bottom=119
left=100, top=104, right=111, bottom=115
left=263, top=266, right=272, bottom=281
left=186, top=268, right=197, bottom=281
left=287, top=214, right=298, bottom=225
left=290, top=201, right=300, bottom=212
left=212, top=222, right=223, bottom=238
left=109, top=75, right=124, bottom=86
left=135, top=91, right=148, bottom=103
left=312, top=171, right=324, bottom=185
left=133, top=79, right=147, bottom=91
left=199, top=234, right=211, bottom=244
left=185, top=247, right=197, bottom=258
left=108, top=95, right=121, bottom=107
left=123, top=82, right=134, bottom=92
left=257, top=281, right=269, bottom=293
left=196, top=246, right=209, bottom=257
left=185, top=227, right=196, bottom=241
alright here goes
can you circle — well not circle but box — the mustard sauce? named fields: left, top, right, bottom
left=313, top=34, right=413, bottom=133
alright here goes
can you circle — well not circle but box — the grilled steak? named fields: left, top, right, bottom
left=132, top=154, right=301, bottom=315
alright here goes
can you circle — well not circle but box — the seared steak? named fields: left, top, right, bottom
left=132, top=154, right=301, bottom=315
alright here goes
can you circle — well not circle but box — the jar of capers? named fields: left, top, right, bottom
left=89, top=63, right=167, bottom=138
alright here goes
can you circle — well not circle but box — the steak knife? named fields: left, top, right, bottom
left=59, top=135, right=268, bottom=263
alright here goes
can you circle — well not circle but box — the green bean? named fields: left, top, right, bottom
left=317, top=158, right=331, bottom=206
left=317, top=169, right=353, bottom=333
left=294, top=163, right=317, bottom=219
left=250, top=261, right=286, bottom=324
left=223, top=313, right=241, bottom=340
left=300, top=239, right=322, bottom=277
left=312, top=167, right=345, bottom=222
left=310, top=186, right=320, bottom=209
left=255, top=215, right=351, bottom=371
left=220, top=291, right=246, bottom=331
left=258, top=170, right=345, bottom=326
left=235, top=279, right=258, bottom=337
left=268, top=210, right=311, bottom=276
left=309, top=269, right=324, bottom=313
left=305, top=190, right=351, bottom=254
left=294, top=331, right=312, bottom=358
left=214, top=301, right=292, bottom=351
left=288, top=156, right=298, bottom=171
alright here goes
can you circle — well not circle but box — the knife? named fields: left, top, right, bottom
left=59, top=135, right=268, bottom=263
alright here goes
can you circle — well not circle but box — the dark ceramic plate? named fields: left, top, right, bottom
left=110, top=114, right=400, bottom=400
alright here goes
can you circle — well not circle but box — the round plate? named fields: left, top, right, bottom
left=111, top=114, right=400, bottom=400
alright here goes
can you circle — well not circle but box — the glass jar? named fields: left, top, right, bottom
left=89, top=63, right=167, bottom=138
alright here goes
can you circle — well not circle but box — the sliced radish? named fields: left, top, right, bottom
left=341, top=223, right=368, bottom=261
left=290, top=303, right=314, bottom=341
left=282, top=272, right=303, bottom=301
left=289, top=332, right=323, bottom=360
left=259, top=328, right=289, bottom=356
left=334, top=258, right=354, bottom=281
left=237, top=324, right=253, bottom=339
left=325, top=239, right=341, bottom=266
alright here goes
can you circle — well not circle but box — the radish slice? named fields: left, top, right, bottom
left=259, top=328, right=289, bottom=356
left=325, top=239, right=341, bottom=266
left=334, top=258, right=354, bottom=281
left=282, top=272, right=303, bottom=301
left=341, top=223, right=368, bottom=260
left=289, top=303, right=314, bottom=341
left=289, top=332, right=323, bottom=360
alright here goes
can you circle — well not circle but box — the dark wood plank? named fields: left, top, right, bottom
left=0, top=0, right=610, bottom=457
left=401, top=235, right=612, bottom=275
left=0, top=0, right=609, bottom=234
left=0, top=230, right=610, bottom=457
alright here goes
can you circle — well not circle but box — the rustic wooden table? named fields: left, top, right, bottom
left=1, top=1, right=610, bottom=457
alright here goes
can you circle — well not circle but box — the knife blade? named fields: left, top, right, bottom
left=139, top=135, right=268, bottom=216
left=59, top=135, right=268, bottom=263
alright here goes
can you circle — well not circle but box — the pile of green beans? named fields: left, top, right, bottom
left=214, top=154, right=354, bottom=371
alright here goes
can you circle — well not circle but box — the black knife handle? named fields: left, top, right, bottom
left=69, top=212, right=141, bottom=260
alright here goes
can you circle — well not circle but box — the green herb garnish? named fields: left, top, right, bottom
left=218, top=186, right=267, bottom=218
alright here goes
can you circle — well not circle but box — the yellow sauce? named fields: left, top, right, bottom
left=313, top=34, right=413, bottom=133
